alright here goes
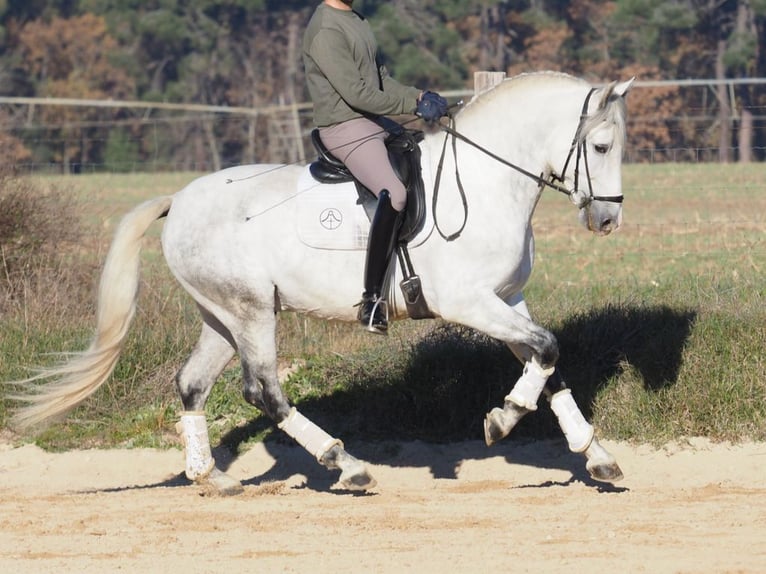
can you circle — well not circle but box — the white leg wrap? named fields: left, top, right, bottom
left=176, top=411, right=215, bottom=480
left=278, top=407, right=342, bottom=462
left=550, top=389, right=594, bottom=453
left=506, top=360, right=555, bottom=411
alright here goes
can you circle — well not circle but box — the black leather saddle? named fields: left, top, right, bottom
left=308, top=122, right=427, bottom=243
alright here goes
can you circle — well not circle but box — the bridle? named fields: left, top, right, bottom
left=548, top=88, right=624, bottom=209
left=433, top=87, right=623, bottom=241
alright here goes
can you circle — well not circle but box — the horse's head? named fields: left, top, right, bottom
left=556, top=78, right=634, bottom=236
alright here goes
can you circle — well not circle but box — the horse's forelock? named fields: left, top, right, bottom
left=580, top=90, right=627, bottom=146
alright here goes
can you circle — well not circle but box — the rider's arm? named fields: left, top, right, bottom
left=307, top=27, right=421, bottom=117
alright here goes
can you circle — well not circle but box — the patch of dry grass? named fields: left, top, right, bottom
left=2, top=164, right=765, bottom=448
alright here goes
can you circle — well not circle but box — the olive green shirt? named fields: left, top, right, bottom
left=302, top=3, right=421, bottom=127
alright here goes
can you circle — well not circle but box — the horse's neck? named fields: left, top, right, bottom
left=418, top=108, right=553, bottom=222
left=420, top=81, right=586, bottom=217
left=417, top=136, right=536, bottom=242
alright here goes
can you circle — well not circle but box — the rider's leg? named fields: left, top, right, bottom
left=319, top=118, right=407, bottom=333
left=318, top=117, right=407, bottom=209
left=357, top=190, right=403, bottom=333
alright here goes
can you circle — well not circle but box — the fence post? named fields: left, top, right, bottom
left=474, top=71, right=506, bottom=95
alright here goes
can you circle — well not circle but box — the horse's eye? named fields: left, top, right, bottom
left=594, top=144, right=609, bottom=154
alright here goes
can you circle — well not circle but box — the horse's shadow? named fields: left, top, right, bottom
left=217, top=303, right=696, bottom=493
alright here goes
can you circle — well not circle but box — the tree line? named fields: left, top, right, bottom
left=0, top=0, right=764, bottom=170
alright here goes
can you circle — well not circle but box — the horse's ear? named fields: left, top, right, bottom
left=613, top=77, right=635, bottom=98
left=598, top=77, right=635, bottom=108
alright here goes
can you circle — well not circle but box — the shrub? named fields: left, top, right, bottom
left=0, top=171, right=87, bottom=311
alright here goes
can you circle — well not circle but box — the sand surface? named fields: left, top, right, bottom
left=1, top=435, right=765, bottom=573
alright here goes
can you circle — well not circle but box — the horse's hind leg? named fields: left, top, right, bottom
left=175, top=316, right=244, bottom=495
left=238, top=310, right=377, bottom=491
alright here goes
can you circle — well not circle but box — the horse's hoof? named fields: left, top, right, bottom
left=586, top=460, right=624, bottom=483
left=199, top=467, right=245, bottom=496
left=338, top=460, right=377, bottom=491
left=484, top=408, right=507, bottom=446
left=484, top=403, right=529, bottom=446
left=583, top=438, right=624, bottom=483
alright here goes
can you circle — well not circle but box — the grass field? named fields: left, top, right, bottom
left=1, top=163, right=764, bottom=450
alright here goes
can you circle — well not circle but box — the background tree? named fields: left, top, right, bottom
left=17, top=13, right=134, bottom=170
left=0, top=0, right=764, bottom=167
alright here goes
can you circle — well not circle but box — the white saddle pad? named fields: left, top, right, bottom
left=295, top=167, right=432, bottom=251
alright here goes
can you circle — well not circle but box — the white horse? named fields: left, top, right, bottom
left=11, top=72, right=633, bottom=494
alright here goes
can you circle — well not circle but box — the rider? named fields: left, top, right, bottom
left=302, top=0, right=448, bottom=334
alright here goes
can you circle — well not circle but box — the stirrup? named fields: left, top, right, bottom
left=357, top=296, right=388, bottom=335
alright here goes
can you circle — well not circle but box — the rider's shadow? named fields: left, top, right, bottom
left=217, top=304, right=696, bottom=491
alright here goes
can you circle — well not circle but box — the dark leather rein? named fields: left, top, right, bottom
left=432, top=87, right=623, bottom=241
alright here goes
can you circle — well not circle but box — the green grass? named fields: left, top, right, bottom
left=1, top=163, right=765, bottom=450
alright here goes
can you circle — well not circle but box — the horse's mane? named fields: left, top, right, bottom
left=461, top=71, right=627, bottom=145
left=462, top=71, right=587, bottom=111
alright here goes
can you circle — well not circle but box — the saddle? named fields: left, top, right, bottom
left=308, top=122, right=427, bottom=244
left=308, top=120, right=432, bottom=319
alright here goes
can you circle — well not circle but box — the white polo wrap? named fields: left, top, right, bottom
left=176, top=411, right=215, bottom=480
left=550, top=389, right=594, bottom=452
left=278, top=407, right=342, bottom=461
left=506, top=359, right=555, bottom=411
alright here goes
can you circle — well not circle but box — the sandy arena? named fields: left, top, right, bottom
left=1, top=435, right=764, bottom=573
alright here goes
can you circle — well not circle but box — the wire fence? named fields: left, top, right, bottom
left=1, top=77, right=766, bottom=173
left=1, top=83, right=764, bottom=280
left=4, top=112, right=766, bottom=173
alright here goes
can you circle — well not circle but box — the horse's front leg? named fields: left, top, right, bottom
left=544, top=371, right=623, bottom=482
left=485, top=365, right=623, bottom=482
left=483, top=356, right=553, bottom=446
left=487, top=360, right=623, bottom=482
left=443, top=292, right=555, bottom=444
left=483, top=296, right=556, bottom=445
left=446, top=291, right=622, bottom=483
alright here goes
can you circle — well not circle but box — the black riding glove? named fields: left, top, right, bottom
left=416, top=91, right=449, bottom=123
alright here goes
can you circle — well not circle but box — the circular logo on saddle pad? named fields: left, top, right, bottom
left=319, top=208, right=343, bottom=230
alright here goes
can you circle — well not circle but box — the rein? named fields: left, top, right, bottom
left=431, top=115, right=468, bottom=241
left=432, top=87, right=623, bottom=241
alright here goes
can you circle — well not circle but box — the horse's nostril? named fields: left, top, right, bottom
left=601, top=219, right=612, bottom=230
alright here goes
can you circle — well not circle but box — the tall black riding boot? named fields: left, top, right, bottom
left=358, top=190, right=403, bottom=334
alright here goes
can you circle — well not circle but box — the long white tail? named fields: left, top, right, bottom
left=9, top=195, right=174, bottom=430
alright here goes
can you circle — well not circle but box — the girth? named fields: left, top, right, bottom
left=308, top=126, right=427, bottom=244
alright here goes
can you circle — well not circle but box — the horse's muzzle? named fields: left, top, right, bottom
left=581, top=203, right=622, bottom=236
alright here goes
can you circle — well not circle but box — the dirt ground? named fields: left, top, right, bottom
left=1, top=434, right=764, bottom=573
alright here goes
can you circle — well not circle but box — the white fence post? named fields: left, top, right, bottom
left=474, top=71, right=506, bottom=95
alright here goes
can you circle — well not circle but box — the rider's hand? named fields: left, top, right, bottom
left=416, top=91, right=449, bottom=123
